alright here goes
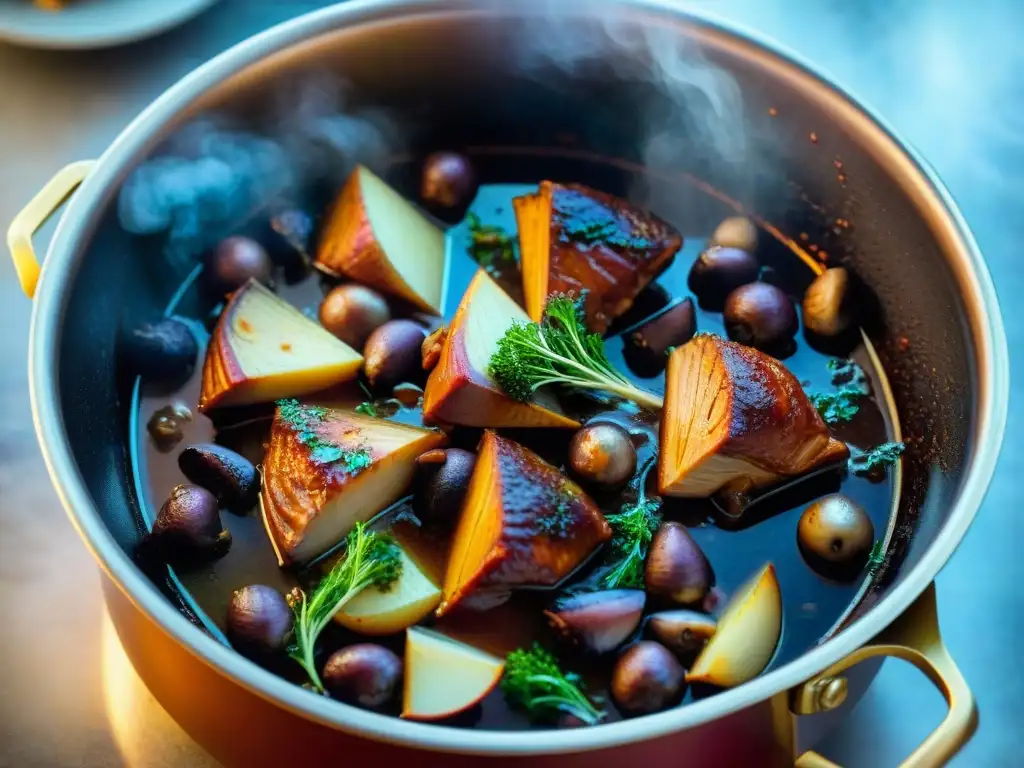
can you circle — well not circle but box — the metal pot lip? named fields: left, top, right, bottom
left=28, top=0, right=1008, bottom=756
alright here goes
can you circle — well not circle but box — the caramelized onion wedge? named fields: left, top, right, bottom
left=402, top=628, right=504, bottom=721
left=199, top=279, right=363, bottom=412
left=659, top=334, right=848, bottom=498
left=514, top=181, right=682, bottom=333
left=261, top=402, right=447, bottom=565
left=422, top=270, right=577, bottom=429
left=316, top=165, right=446, bottom=315
left=686, top=563, right=782, bottom=687
left=438, top=431, right=611, bottom=617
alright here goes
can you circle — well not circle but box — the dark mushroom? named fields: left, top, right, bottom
left=363, top=320, right=427, bottom=389
left=322, top=644, right=403, bottom=709
left=544, top=589, right=646, bottom=654
left=146, top=402, right=193, bottom=452
left=709, top=216, right=758, bottom=253
left=646, top=610, right=717, bottom=657
left=568, top=423, right=638, bottom=488
left=611, top=641, right=687, bottom=715
left=802, top=267, right=857, bottom=337
left=687, top=246, right=759, bottom=307
left=124, top=318, right=198, bottom=386
left=178, top=443, right=259, bottom=513
left=226, top=585, right=293, bottom=658
left=622, top=299, right=697, bottom=377
left=266, top=209, right=314, bottom=266
left=139, top=484, right=231, bottom=564
left=414, top=448, right=476, bottom=526
left=723, top=282, right=798, bottom=349
left=204, top=236, right=274, bottom=295
left=421, top=152, right=478, bottom=218
left=798, top=494, right=874, bottom=571
left=319, top=284, right=391, bottom=349
left=645, top=522, right=714, bottom=604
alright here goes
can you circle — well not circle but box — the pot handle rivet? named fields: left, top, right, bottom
left=6, top=160, right=95, bottom=299
left=790, top=582, right=976, bottom=768
left=814, top=676, right=848, bottom=712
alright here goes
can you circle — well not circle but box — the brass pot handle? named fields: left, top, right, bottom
left=6, top=160, right=96, bottom=299
left=792, top=582, right=976, bottom=768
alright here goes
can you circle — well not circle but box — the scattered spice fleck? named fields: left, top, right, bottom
left=238, top=319, right=253, bottom=333
left=800, top=232, right=809, bottom=241
left=809, top=132, right=819, bottom=143
left=280, top=342, right=292, bottom=352
left=837, top=173, right=847, bottom=184
left=897, top=335, right=911, bottom=352
left=833, top=159, right=844, bottom=169
left=768, top=107, right=778, bottom=116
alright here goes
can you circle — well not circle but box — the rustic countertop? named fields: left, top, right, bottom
left=0, top=1, right=1021, bottom=766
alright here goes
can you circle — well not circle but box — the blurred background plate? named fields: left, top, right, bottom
left=0, top=0, right=221, bottom=49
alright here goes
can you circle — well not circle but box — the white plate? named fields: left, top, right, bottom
left=0, top=0, right=221, bottom=49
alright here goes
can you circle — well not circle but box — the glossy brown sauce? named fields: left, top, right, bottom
left=132, top=176, right=895, bottom=729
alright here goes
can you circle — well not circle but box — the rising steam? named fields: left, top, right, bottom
left=117, top=73, right=403, bottom=265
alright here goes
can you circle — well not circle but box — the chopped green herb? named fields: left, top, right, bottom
left=807, top=358, right=871, bottom=425
left=866, top=540, right=886, bottom=577
left=602, top=457, right=662, bottom=589
left=288, top=522, right=402, bottom=692
left=849, top=441, right=905, bottom=476
left=467, top=213, right=517, bottom=273
left=553, top=190, right=651, bottom=250
left=354, top=401, right=378, bottom=417
left=276, top=398, right=373, bottom=473
left=488, top=293, right=663, bottom=410
left=501, top=643, right=604, bottom=725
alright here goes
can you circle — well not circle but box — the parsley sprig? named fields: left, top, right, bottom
left=501, top=643, right=604, bottom=725
left=489, top=294, right=663, bottom=410
left=602, top=457, right=662, bottom=589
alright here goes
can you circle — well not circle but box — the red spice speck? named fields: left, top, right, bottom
left=809, top=132, right=819, bottom=143
left=833, top=159, right=844, bottom=169
left=809, top=244, right=819, bottom=253
left=768, top=107, right=778, bottom=116
left=897, top=335, right=911, bottom=352
left=799, top=232, right=809, bottom=241
left=817, top=250, right=829, bottom=262
left=238, top=319, right=253, bottom=333
left=837, top=173, right=847, bottom=184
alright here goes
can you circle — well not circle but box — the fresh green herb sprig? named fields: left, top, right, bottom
left=866, top=540, right=886, bottom=578
left=808, top=359, right=871, bottom=425
left=288, top=522, right=402, bottom=692
left=467, top=213, right=517, bottom=274
left=501, top=643, right=604, bottom=725
left=489, top=294, right=663, bottom=410
left=277, top=398, right=372, bottom=473
left=354, top=401, right=378, bottom=417
left=849, top=441, right=905, bottom=477
left=602, top=457, right=662, bottom=589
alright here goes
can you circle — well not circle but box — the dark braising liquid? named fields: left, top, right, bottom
left=132, top=173, right=896, bottom=730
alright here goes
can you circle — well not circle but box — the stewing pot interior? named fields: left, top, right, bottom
left=31, top=0, right=999, bottom=757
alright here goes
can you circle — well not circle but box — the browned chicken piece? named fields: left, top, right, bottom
left=261, top=400, right=447, bottom=565
left=438, top=431, right=612, bottom=616
left=659, top=334, right=849, bottom=498
left=514, top=181, right=682, bottom=333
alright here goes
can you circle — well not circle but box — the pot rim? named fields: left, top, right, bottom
left=28, top=0, right=1009, bottom=756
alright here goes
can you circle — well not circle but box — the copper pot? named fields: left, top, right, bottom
left=8, top=1, right=1008, bottom=765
